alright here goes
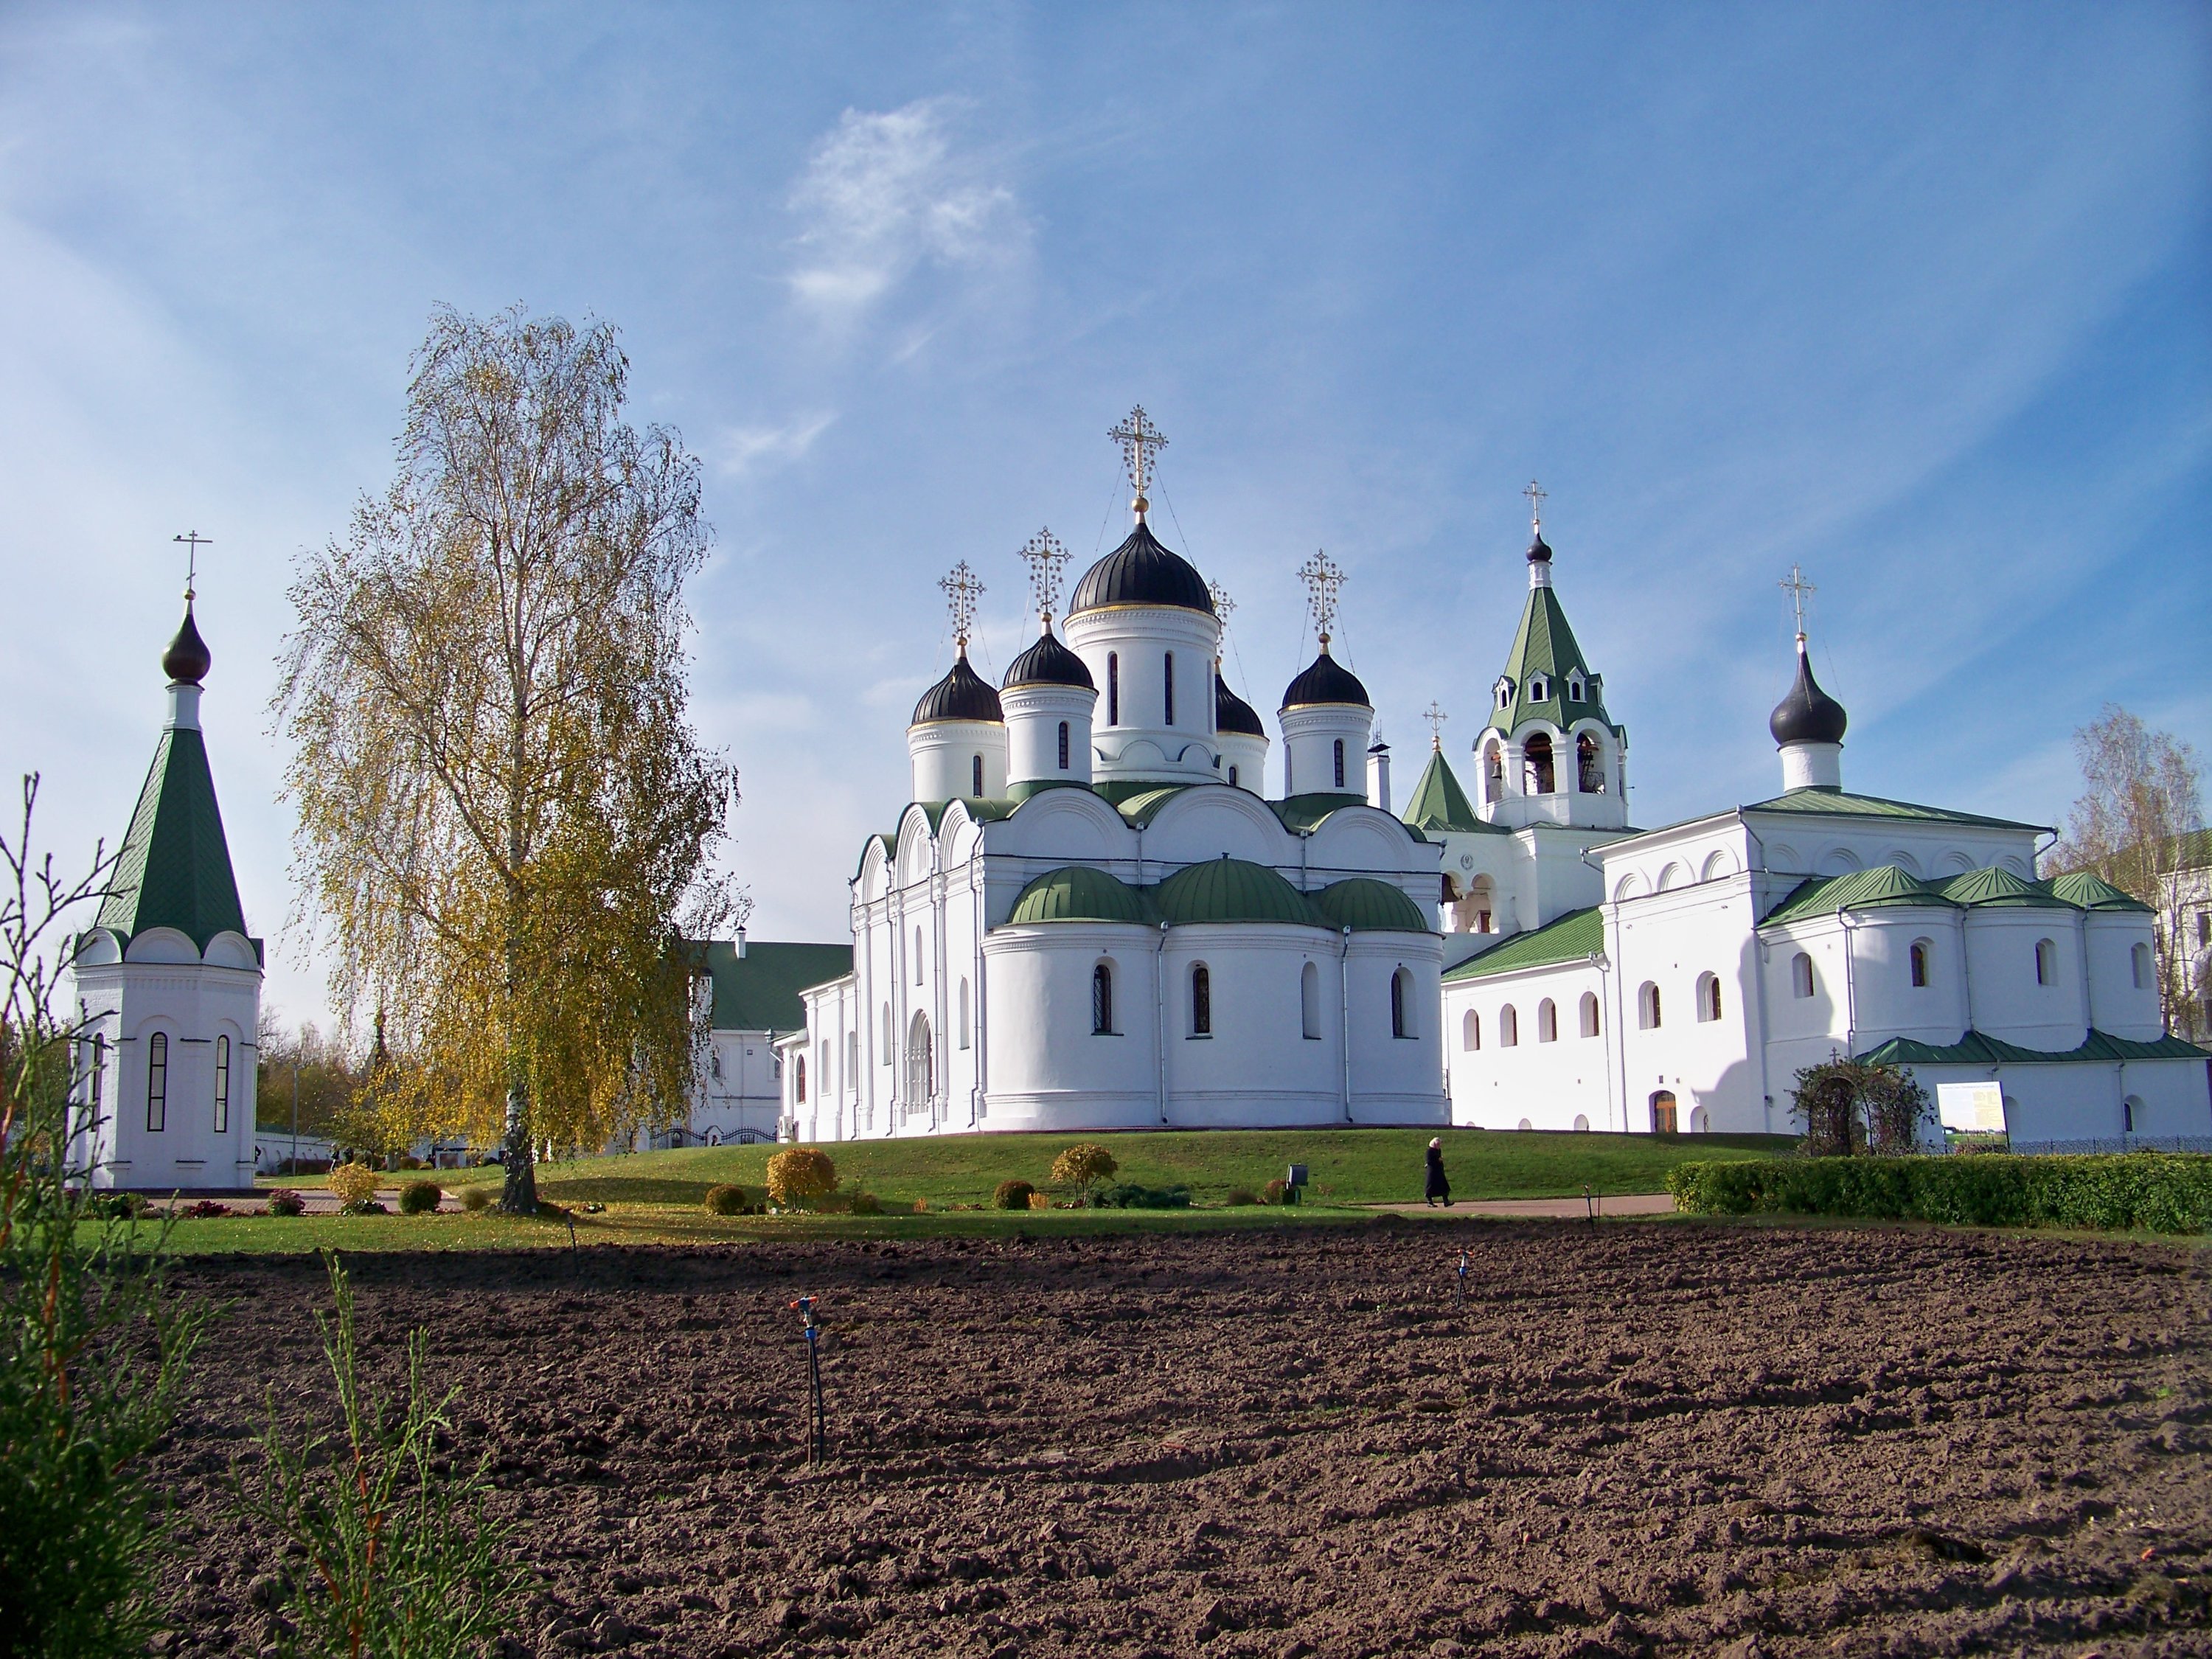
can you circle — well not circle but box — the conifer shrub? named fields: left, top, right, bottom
left=851, top=1192, right=882, bottom=1215
left=703, top=1183, right=748, bottom=1217
left=994, top=1179, right=1035, bottom=1211
left=1668, top=1152, right=2212, bottom=1234
left=765, top=1147, right=838, bottom=1209
left=397, top=1180, right=443, bottom=1215
left=267, top=1190, right=308, bottom=1217
left=325, top=1162, right=381, bottom=1209
left=1094, top=1182, right=1191, bottom=1210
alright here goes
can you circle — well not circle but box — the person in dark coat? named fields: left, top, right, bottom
left=1424, top=1136, right=1450, bottom=1207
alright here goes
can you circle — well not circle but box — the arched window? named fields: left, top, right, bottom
left=795, top=1055, right=807, bottom=1103
left=1495, top=677, right=1513, bottom=710
left=1567, top=672, right=1585, bottom=703
left=1461, top=1008, right=1481, bottom=1051
left=1107, top=653, right=1119, bottom=724
left=1391, top=968, right=1413, bottom=1038
left=1528, top=676, right=1548, bottom=702
left=1576, top=733, right=1604, bottom=793
left=820, top=1040, right=830, bottom=1090
left=914, top=927, right=924, bottom=984
left=1057, top=720, right=1070, bottom=770
left=1301, top=961, right=1321, bottom=1040
left=1500, top=1004, right=1520, bottom=1046
left=1910, top=940, right=1931, bottom=989
left=2131, top=942, right=2150, bottom=990
left=1573, top=1113, right=1590, bottom=1131
left=1484, top=744, right=1503, bottom=802
left=1650, top=1090, right=1677, bottom=1134
left=1638, top=981, right=1662, bottom=1029
left=212, top=1034, right=231, bottom=1133
left=2123, top=1094, right=2140, bottom=1133
left=971, top=754, right=984, bottom=796
left=2034, top=938, right=2056, bottom=987
left=1092, top=961, right=1114, bottom=1034
left=1579, top=992, right=1601, bottom=1038
left=1537, top=998, right=1557, bottom=1043
left=1791, top=953, right=1815, bottom=1000
left=1696, top=973, right=1721, bottom=1023
left=847, top=1031, right=858, bottom=1087
left=958, top=979, right=970, bottom=1049
left=906, top=1012, right=933, bottom=1107
left=1228, top=764, right=1239, bottom=788
left=1164, top=653, right=1175, bottom=725
left=145, top=1031, right=167, bottom=1132
left=1333, top=739, right=1346, bottom=790
left=1190, top=964, right=1211, bottom=1036
left=1523, top=733, right=1555, bottom=795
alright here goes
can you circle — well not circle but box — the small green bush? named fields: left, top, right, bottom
left=267, top=1190, right=307, bottom=1217
left=1667, top=1152, right=2212, bottom=1234
left=397, top=1180, right=442, bottom=1215
left=703, top=1184, right=748, bottom=1217
left=851, top=1192, right=882, bottom=1215
left=1094, top=1183, right=1191, bottom=1211
left=459, top=1185, right=493, bottom=1213
left=994, top=1179, right=1035, bottom=1211
left=1224, top=1188, right=1260, bottom=1207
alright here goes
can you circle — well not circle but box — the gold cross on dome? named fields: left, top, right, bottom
left=1522, top=480, right=1547, bottom=534
left=939, top=560, right=984, bottom=649
left=1108, top=406, right=1168, bottom=515
left=1423, top=701, right=1447, bottom=750
left=1015, top=529, right=1069, bottom=622
left=172, top=529, right=212, bottom=598
left=1295, top=549, right=1346, bottom=647
left=1781, top=563, right=1816, bottom=639
left=1206, top=579, right=1236, bottom=625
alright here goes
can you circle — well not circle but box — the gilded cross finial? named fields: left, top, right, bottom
left=1206, top=580, right=1235, bottom=663
left=1108, top=406, right=1168, bottom=519
left=1423, top=701, right=1447, bottom=751
left=1295, top=549, right=1346, bottom=649
left=1781, top=563, right=1816, bottom=641
left=172, top=530, right=212, bottom=599
left=1523, top=480, right=1547, bottom=535
left=1015, top=529, right=1069, bottom=625
left=939, top=560, right=984, bottom=650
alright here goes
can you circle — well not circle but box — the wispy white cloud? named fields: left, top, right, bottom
left=785, top=97, right=1027, bottom=331
left=717, top=409, right=836, bottom=477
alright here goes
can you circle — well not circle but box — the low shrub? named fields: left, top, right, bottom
left=459, top=1185, right=493, bottom=1212
left=703, top=1184, right=749, bottom=1217
left=179, top=1200, right=233, bottom=1219
left=325, top=1163, right=381, bottom=1209
left=341, top=1200, right=388, bottom=1216
left=1094, top=1183, right=1191, bottom=1211
left=766, top=1147, right=838, bottom=1209
left=851, top=1192, right=882, bottom=1216
left=397, top=1155, right=424, bottom=1172
left=266, top=1190, right=307, bottom=1217
left=88, top=1192, right=148, bottom=1220
left=994, top=1179, right=1035, bottom=1211
left=1224, top=1188, right=1260, bottom=1207
left=1027, top=1190, right=1051, bottom=1211
left=1668, top=1152, right=2212, bottom=1234
left=1262, top=1178, right=1290, bottom=1205
left=1051, top=1142, right=1119, bottom=1196
left=397, top=1180, right=442, bottom=1216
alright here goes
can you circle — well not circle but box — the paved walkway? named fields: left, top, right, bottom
left=1363, top=1192, right=1676, bottom=1219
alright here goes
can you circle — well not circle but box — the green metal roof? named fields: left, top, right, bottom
left=1741, top=787, right=2048, bottom=832
left=1006, top=866, right=1155, bottom=925
left=1400, top=748, right=1494, bottom=834
left=1935, top=866, right=2071, bottom=908
left=1856, top=1028, right=2212, bottom=1067
left=1154, top=858, right=1322, bottom=927
left=2043, top=871, right=2154, bottom=913
left=1486, top=585, right=1615, bottom=737
left=1267, top=791, right=1430, bottom=839
left=95, top=724, right=251, bottom=955
left=1761, top=866, right=1956, bottom=924
left=1310, top=878, right=1433, bottom=933
left=1116, top=786, right=1195, bottom=827
left=694, top=941, right=854, bottom=1032
left=1441, top=906, right=1603, bottom=981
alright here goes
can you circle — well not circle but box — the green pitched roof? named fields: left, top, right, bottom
left=695, top=941, right=853, bottom=1032
left=1401, top=748, right=1493, bottom=834
left=2044, top=871, right=2154, bottom=913
left=1761, top=866, right=1956, bottom=924
left=1856, top=1029, right=2211, bottom=1067
left=1486, top=585, right=1613, bottom=737
left=1007, top=866, right=1155, bottom=925
left=1310, top=877, right=1434, bottom=933
left=1155, top=858, right=1321, bottom=926
left=1935, top=866, right=2072, bottom=908
left=1271, top=792, right=1394, bottom=835
left=1441, top=906, right=1603, bottom=981
left=95, top=725, right=250, bottom=953
left=1742, top=787, right=2048, bottom=832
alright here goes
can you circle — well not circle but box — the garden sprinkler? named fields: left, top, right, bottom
left=791, top=1296, right=827, bottom=1467
left=1582, top=1186, right=1598, bottom=1228
left=1454, top=1247, right=1469, bottom=1311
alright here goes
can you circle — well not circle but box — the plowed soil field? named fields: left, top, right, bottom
left=156, top=1220, right=2210, bottom=1657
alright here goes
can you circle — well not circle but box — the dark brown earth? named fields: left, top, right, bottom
left=155, top=1220, right=2210, bottom=1658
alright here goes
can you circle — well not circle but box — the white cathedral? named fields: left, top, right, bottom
left=778, top=412, right=2211, bottom=1149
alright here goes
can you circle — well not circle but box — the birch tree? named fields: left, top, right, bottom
left=2050, top=704, right=2205, bottom=1038
left=276, top=306, right=738, bottom=1211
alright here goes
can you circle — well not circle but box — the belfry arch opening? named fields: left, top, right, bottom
left=1576, top=732, right=1604, bottom=793
left=1523, top=733, right=1555, bottom=796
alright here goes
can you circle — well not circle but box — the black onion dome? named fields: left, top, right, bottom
left=162, top=600, right=211, bottom=685
left=1215, top=670, right=1265, bottom=737
left=1280, top=645, right=1371, bottom=712
left=1003, top=622, right=1093, bottom=690
left=1526, top=530, right=1553, bottom=564
left=1067, top=521, right=1215, bottom=616
left=1769, top=641, right=1848, bottom=747
left=911, top=650, right=1004, bottom=726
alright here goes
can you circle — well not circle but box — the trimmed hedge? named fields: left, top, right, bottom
left=1667, top=1153, right=2212, bottom=1234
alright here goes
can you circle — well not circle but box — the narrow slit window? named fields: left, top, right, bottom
left=1107, top=653, right=1119, bottom=725
left=1191, top=964, right=1211, bottom=1036
left=1164, top=653, right=1175, bottom=725
left=972, top=754, right=984, bottom=796
left=212, top=1034, right=231, bottom=1133
left=1333, top=738, right=1346, bottom=790
left=146, top=1032, right=167, bottom=1133
left=1092, top=961, right=1115, bottom=1034
left=1057, top=720, right=1070, bottom=770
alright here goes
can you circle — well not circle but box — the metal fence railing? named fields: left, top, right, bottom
left=2006, top=1135, right=2212, bottom=1157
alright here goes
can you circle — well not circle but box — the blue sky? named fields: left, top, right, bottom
left=2, top=2, right=2206, bottom=1034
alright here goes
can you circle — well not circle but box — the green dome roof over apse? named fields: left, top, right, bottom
left=1153, top=858, right=1320, bottom=927
left=1006, top=866, right=1154, bottom=925
left=1310, top=877, right=1433, bottom=934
